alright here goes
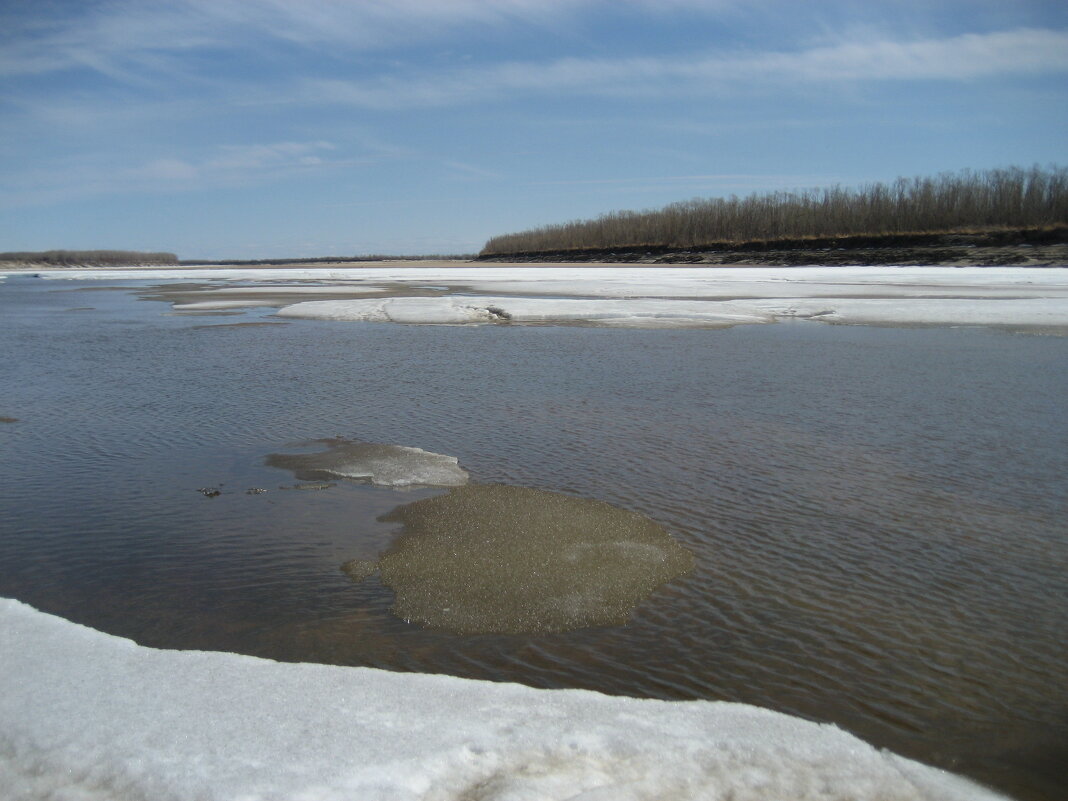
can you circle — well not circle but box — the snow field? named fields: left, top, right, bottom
left=11, top=264, right=1063, bottom=329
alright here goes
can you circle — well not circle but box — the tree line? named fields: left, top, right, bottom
left=481, top=165, right=1068, bottom=256
left=0, top=250, right=179, bottom=266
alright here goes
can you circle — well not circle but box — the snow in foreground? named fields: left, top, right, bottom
left=0, top=599, right=1005, bottom=801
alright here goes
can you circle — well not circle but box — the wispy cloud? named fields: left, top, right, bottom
left=443, top=160, right=504, bottom=180
left=530, top=173, right=839, bottom=188
left=127, top=141, right=344, bottom=185
left=300, top=27, right=1068, bottom=109
left=0, top=0, right=737, bottom=79
left=0, top=141, right=349, bottom=208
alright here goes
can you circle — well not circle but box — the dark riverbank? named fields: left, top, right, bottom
left=478, top=227, right=1068, bottom=266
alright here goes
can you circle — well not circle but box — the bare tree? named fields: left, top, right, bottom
left=482, top=165, right=1068, bottom=256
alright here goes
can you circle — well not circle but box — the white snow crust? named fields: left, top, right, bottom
left=0, top=598, right=1006, bottom=801
left=5, top=265, right=1067, bottom=329
left=172, top=299, right=278, bottom=310
left=275, top=296, right=774, bottom=328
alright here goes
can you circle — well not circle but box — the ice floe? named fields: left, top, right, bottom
left=266, top=439, right=469, bottom=488
left=172, top=299, right=278, bottom=310
left=0, top=597, right=1006, bottom=801
left=275, top=296, right=773, bottom=327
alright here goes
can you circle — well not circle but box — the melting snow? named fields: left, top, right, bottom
left=266, top=439, right=469, bottom=488
left=0, top=598, right=1006, bottom=801
left=7, top=265, right=1067, bottom=330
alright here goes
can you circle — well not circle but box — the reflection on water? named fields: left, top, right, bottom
left=1, top=275, right=1066, bottom=800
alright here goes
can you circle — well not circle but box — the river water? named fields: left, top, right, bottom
left=1, top=275, right=1065, bottom=799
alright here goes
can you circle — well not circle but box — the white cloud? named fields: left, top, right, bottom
left=205, top=141, right=337, bottom=171
left=299, top=27, right=1068, bottom=109
left=443, top=160, right=504, bottom=180
left=136, top=158, right=200, bottom=182
left=0, top=141, right=345, bottom=209
left=530, top=172, right=839, bottom=188
left=0, top=0, right=740, bottom=79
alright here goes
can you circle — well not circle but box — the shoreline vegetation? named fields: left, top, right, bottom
left=0, top=249, right=178, bottom=267
left=0, top=251, right=476, bottom=270
left=5, top=168, right=1067, bottom=269
left=477, top=227, right=1068, bottom=267
left=479, top=165, right=1068, bottom=266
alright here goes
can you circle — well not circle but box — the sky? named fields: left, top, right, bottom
left=1, top=0, right=1066, bottom=260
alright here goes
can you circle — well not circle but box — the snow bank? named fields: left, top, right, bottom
left=275, top=296, right=773, bottom=328
left=7, top=265, right=1066, bottom=329
left=0, top=598, right=1004, bottom=801
left=275, top=293, right=1068, bottom=329
left=454, top=265, right=1068, bottom=301
left=749, top=296, right=1068, bottom=327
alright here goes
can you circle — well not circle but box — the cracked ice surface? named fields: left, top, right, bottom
left=0, top=598, right=1006, bottom=801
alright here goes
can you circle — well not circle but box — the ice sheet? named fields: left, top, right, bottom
left=10, top=265, right=1068, bottom=298
left=275, top=293, right=1068, bottom=329
left=172, top=299, right=279, bottom=310
left=6, top=265, right=1067, bottom=329
left=266, top=440, right=469, bottom=487
left=749, top=296, right=1068, bottom=326
left=275, top=296, right=774, bottom=327
left=0, top=598, right=1006, bottom=801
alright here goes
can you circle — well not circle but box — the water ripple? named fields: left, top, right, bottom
left=1, top=283, right=1066, bottom=799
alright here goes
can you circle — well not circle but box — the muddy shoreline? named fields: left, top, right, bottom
left=478, top=228, right=1068, bottom=267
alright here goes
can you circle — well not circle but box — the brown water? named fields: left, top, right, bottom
left=1, top=275, right=1066, bottom=799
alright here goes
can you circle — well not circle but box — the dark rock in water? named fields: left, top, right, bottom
left=0, top=417, right=18, bottom=423
left=359, top=483, right=694, bottom=635
left=197, top=487, right=221, bottom=497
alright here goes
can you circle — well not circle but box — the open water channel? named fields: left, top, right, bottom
left=1, top=275, right=1065, bottom=799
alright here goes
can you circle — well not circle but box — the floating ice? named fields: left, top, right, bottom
left=266, top=438, right=468, bottom=488
left=0, top=597, right=1007, bottom=801
left=276, top=296, right=773, bottom=327
left=354, top=483, right=695, bottom=634
left=172, top=299, right=278, bottom=310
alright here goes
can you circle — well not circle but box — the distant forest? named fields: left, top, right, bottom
left=481, top=165, right=1068, bottom=256
left=0, top=250, right=178, bottom=266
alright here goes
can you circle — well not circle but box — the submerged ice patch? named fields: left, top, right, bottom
left=347, top=484, right=695, bottom=634
left=266, top=438, right=468, bottom=488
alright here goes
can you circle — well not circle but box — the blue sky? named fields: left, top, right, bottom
left=2, top=0, right=1067, bottom=259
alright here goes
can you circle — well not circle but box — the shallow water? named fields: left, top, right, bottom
left=1, top=275, right=1066, bottom=800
